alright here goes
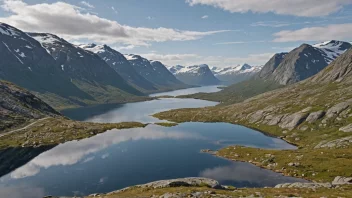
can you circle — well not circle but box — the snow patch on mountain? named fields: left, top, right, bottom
left=313, top=40, right=351, bottom=64
left=211, top=64, right=263, bottom=76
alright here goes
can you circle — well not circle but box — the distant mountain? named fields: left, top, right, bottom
left=79, top=44, right=158, bottom=92
left=261, top=40, right=351, bottom=85
left=211, top=64, right=263, bottom=85
left=125, top=54, right=188, bottom=90
left=168, top=64, right=220, bottom=86
left=0, top=80, right=60, bottom=131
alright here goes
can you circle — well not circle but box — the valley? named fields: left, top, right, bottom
left=1, top=2, right=352, bottom=197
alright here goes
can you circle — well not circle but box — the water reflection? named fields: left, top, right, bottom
left=83, top=98, right=218, bottom=123
left=200, top=163, right=306, bottom=187
left=10, top=125, right=205, bottom=179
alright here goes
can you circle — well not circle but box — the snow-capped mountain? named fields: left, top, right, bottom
left=313, top=40, right=352, bottom=64
left=168, top=64, right=220, bottom=86
left=0, top=22, right=94, bottom=106
left=211, top=64, right=263, bottom=85
left=124, top=54, right=187, bottom=89
left=80, top=44, right=158, bottom=92
left=259, top=40, right=351, bottom=85
left=28, top=33, right=142, bottom=96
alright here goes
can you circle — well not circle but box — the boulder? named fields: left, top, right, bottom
left=306, top=110, right=325, bottom=123
left=279, top=113, right=308, bottom=130
left=339, top=124, right=352, bottom=132
left=332, top=176, right=352, bottom=185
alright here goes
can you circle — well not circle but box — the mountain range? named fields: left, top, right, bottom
left=0, top=22, right=188, bottom=110
left=211, top=64, right=263, bottom=85
left=258, top=40, right=351, bottom=85
left=125, top=54, right=188, bottom=90
left=178, top=40, right=351, bottom=104
left=168, top=64, right=220, bottom=86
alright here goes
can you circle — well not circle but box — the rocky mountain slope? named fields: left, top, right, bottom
left=125, top=54, right=188, bottom=90
left=0, top=22, right=148, bottom=110
left=28, top=33, right=142, bottom=96
left=168, top=64, right=220, bottom=86
left=0, top=80, right=60, bottom=132
left=155, top=48, right=352, bottom=183
left=212, top=64, right=263, bottom=85
left=0, top=23, right=94, bottom=109
left=262, top=41, right=351, bottom=85
left=80, top=44, right=158, bottom=92
left=257, top=53, right=288, bottom=79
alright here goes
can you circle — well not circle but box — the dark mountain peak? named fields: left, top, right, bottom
left=257, top=52, right=288, bottom=79
left=240, top=63, right=252, bottom=70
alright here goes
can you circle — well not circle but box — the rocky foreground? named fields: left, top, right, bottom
left=74, top=177, right=351, bottom=198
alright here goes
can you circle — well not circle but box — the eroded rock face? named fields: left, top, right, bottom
left=332, top=176, right=352, bottom=185
left=279, top=113, right=308, bottom=130
left=306, top=111, right=325, bottom=123
left=326, top=100, right=352, bottom=118
left=340, top=124, right=352, bottom=132
left=275, top=182, right=332, bottom=189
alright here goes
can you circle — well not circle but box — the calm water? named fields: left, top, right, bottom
left=150, top=85, right=221, bottom=97
left=0, top=86, right=306, bottom=197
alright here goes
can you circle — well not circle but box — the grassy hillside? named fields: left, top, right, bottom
left=178, top=79, right=283, bottom=105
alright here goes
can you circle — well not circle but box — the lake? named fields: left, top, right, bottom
left=0, top=86, right=306, bottom=197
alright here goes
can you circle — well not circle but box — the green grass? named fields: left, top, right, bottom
left=178, top=79, right=283, bottom=105
left=0, top=117, right=148, bottom=149
left=154, top=122, right=179, bottom=127
left=90, top=185, right=352, bottom=198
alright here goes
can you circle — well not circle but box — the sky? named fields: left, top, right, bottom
left=1, top=0, right=352, bottom=67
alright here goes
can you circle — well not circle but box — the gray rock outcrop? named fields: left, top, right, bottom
left=306, top=111, right=325, bottom=123
left=339, top=124, right=352, bottom=132
left=275, top=182, right=332, bottom=189
left=332, top=176, right=352, bottom=185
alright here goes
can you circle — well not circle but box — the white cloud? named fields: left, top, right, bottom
left=0, top=0, right=230, bottom=46
left=80, top=1, right=94, bottom=9
left=141, top=52, right=273, bottom=67
left=215, top=40, right=267, bottom=45
left=115, top=45, right=137, bottom=51
left=273, top=23, right=352, bottom=42
left=111, top=6, right=118, bottom=14
left=186, top=0, right=352, bottom=17
left=201, top=15, right=209, bottom=19
left=141, top=53, right=201, bottom=65
left=147, top=16, right=154, bottom=20
left=251, top=21, right=312, bottom=28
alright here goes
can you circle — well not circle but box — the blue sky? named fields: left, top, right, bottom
left=1, top=0, right=352, bottom=67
